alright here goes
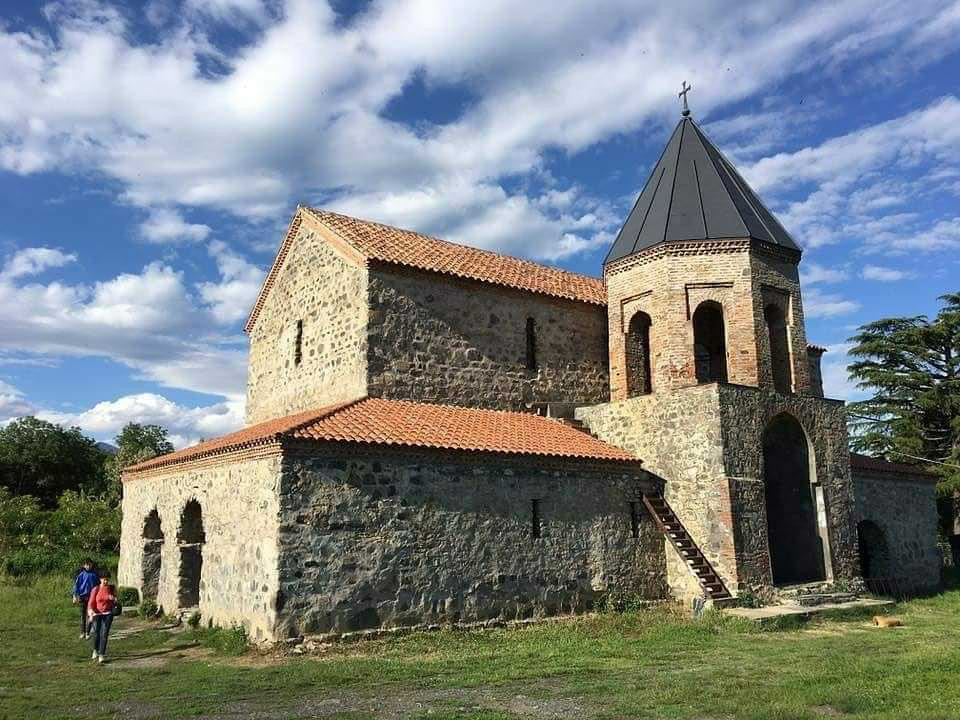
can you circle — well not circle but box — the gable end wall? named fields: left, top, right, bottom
left=246, top=222, right=369, bottom=424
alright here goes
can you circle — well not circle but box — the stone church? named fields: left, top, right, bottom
left=119, top=108, right=941, bottom=641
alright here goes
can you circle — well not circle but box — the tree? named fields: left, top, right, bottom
left=847, top=292, right=960, bottom=494
left=0, top=417, right=106, bottom=507
left=102, top=423, right=174, bottom=500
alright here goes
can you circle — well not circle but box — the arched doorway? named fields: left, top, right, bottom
left=626, top=311, right=653, bottom=396
left=763, top=414, right=826, bottom=585
left=764, top=304, right=792, bottom=394
left=692, top=301, right=728, bottom=383
left=142, top=509, right=164, bottom=602
left=857, top=520, right=892, bottom=580
left=177, top=500, right=204, bottom=608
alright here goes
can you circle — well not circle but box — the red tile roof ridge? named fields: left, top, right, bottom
left=245, top=207, right=606, bottom=333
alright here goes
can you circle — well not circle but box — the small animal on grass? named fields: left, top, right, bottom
left=872, top=615, right=903, bottom=628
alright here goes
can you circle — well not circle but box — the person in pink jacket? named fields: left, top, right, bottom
left=87, top=572, right=117, bottom=663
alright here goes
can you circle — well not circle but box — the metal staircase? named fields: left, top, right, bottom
left=642, top=493, right=732, bottom=601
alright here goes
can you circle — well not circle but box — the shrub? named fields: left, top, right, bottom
left=117, top=586, right=139, bottom=606
left=0, top=488, right=120, bottom=577
left=187, top=611, right=201, bottom=628
left=598, top=587, right=653, bottom=613
left=139, top=599, right=159, bottom=618
left=195, top=624, right=248, bottom=655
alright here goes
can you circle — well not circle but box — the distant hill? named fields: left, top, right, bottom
left=95, top=442, right=118, bottom=455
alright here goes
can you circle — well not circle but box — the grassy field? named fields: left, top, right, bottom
left=2, top=574, right=960, bottom=719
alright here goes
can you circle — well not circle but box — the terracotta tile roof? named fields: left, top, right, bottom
left=850, top=452, right=937, bottom=479
left=124, top=397, right=637, bottom=476
left=245, top=207, right=606, bottom=332
left=123, top=402, right=356, bottom=475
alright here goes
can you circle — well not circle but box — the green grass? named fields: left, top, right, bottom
left=2, top=573, right=960, bottom=719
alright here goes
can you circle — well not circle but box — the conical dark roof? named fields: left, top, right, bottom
left=605, top=118, right=800, bottom=265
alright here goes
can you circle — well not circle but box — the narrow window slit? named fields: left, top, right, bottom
left=525, top=317, right=537, bottom=370
left=531, top=498, right=542, bottom=539
left=294, top=319, right=303, bottom=366
left=629, top=501, right=640, bottom=539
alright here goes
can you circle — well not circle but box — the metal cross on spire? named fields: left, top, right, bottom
left=679, top=81, right=692, bottom=117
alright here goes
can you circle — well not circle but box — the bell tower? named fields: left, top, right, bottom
left=577, top=91, right=860, bottom=603
left=603, top=112, right=812, bottom=400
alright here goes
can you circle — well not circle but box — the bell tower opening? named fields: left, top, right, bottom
left=692, top=301, right=727, bottom=384
left=765, top=304, right=792, bottom=394
left=626, top=311, right=652, bottom=396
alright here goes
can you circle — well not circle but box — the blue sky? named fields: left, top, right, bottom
left=1, top=0, right=959, bottom=447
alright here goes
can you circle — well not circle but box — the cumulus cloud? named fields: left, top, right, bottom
left=0, top=247, right=76, bottom=281
left=818, top=342, right=866, bottom=402
left=0, top=380, right=36, bottom=424
left=39, top=392, right=244, bottom=448
left=0, top=247, right=251, bottom=400
left=0, top=0, right=957, bottom=263
left=800, top=262, right=849, bottom=285
left=861, top=264, right=913, bottom=282
left=139, top=208, right=212, bottom=244
left=198, top=240, right=266, bottom=324
left=804, top=287, right=861, bottom=318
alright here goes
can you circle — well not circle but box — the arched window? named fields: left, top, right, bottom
left=525, top=317, right=537, bottom=370
left=692, top=301, right=727, bottom=383
left=142, top=509, right=164, bottom=602
left=626, top=311, right=652, bottom=396
left=177, top=500, right=204, bottom=608
left=765, top=304, right=792, bottom=394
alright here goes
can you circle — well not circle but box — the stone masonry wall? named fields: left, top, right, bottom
left=246, top=222, right=369, bottom=424
left=716, top=384, right=859, bottom=587
left=577, top=383, right=860, bottom=598
left=852, top=470, right=940, bottom=591
left=367, top=264, right=609, bottom=409
left=272, top=448, right=664, bottom=637
left=118, top=455, right=283, bottom=641
left=576, top=385, right=734, bottom=602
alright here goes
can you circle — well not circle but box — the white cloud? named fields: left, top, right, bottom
left=742, top=97, right=960, bottom=252
left=0, top=0, right=956, bottom=263
left=861, top=264, right=912, bottom=282
left=0, top=250, right=250, bottom=400
left=139, top=208, right=212, bottom=244
left=0, top=247, right=76, bottom=281
left=197, top=240, right=266, bottom=324
left=804, top=287, right=861, bottom=318
left=331, top=180, right=613, bottom=262
left=800, top=262, right=848, bottom=285
left=39, top=392, right=244, bottom=448
left=0, top=380, right=36, bottom=424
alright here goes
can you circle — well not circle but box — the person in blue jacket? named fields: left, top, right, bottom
left=72, top=559, right=99, bottom=639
